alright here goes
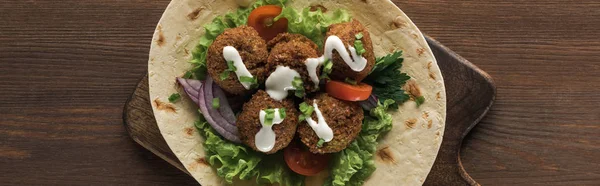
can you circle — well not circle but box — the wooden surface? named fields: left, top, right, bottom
left=123, top=36, right=495, bottom=186
left=1, top=0, right=599, bottom=185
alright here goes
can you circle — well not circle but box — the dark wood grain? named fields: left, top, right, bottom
left=1, top=0, right=599, bottom=185
left=122, top=36, right=494, bottom=186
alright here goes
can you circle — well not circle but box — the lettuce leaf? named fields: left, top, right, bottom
left=324, top=99, right=395, bottom=186
left=194, top=115, right=303, bottom=186
left=190, top=0, right=288, bottom=80
left=276, top=7, right=352, bottom=49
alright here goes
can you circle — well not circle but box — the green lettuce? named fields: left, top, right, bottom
left=325, top=99, right=395, bottom=186
left=189, top=0, right=288, bottom=80
left=276, top=7, right=352, bottom=49
left=194, top=116, right=303, bottom=186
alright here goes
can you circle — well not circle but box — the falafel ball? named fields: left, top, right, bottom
left=207, top=26, right=268, bottom=95
left=237, top=90, right=299, bottom=154
left=297, top=93, right=364, bottom=154
left=266, top=33, right=320, bottom=93
left=326, top=19, right=375, bottom=82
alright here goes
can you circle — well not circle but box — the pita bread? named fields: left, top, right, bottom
left=148, top=0, right=446, bottom=185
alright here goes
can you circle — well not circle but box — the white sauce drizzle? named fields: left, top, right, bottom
left=265, top=66, right=301, bottom=101
left=223, top=46, right=254, bottom=89
left=305, top=36, right=368, bottom=85
left=255, top=109, right=285, bottom=152
left=306, top=100, right=334, bottom=142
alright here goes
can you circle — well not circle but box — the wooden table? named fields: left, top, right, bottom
left=1, top=0, right=598, bottom=185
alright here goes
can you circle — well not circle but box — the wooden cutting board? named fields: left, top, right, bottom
left=123, top=35, right=495, bottom=186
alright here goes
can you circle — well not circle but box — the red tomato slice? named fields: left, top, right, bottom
left=247, top=5, right=288, bottom=41
left=326, top=80, right=373, bottom=101
left=284, top=142, right=330, bottom=176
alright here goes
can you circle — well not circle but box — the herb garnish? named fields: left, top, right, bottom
left=168, top=93, right=181, bottom=103
left=212, top=98, right=220, bottom=109
left=219, top=60, right=237, bottom=80
left=298, top=102, right=314, bottom=122
left=239, top=76, right=258, bottom=89
left=354, top=33, right=366, bottom=56
left=316, top=138, right=325, bottom=148
left=320, top=58, right=333, bottom=79
left=364, top=51, right=410, bottom=109
left=264, top=109, right=275, bottom=126
left=291, top=76, right=305, bottom=98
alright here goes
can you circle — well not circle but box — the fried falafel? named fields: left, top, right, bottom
left=266, top=33, right=321, bottom=93
left=237, top=90, right=299, bottom=154
left=207, top=26, right=268, bottom=95
left=297, top=93, right=364, bottom=154
left=326, top=19, right=375, bottom=82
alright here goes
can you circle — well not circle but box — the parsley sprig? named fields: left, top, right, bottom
left=364, top=51, right=411, bottom=109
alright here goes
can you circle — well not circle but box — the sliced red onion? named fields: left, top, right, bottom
left=359, top=95, right=378, bottom=110
left=213, top=83, right=236, bottom=124
left=203, top=77, right=239, bottom=135
left=197, top=85, right=241, bottom=143
left=176, top=77, right=240, bottom=143
left=176, top=78, right=200, bottom=104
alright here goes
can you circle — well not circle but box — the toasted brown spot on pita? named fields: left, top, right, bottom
left=184, top=48, right=190, bottom=55
left=156, top=25, right=165, bottom=47
left=404, top=80, right=422, bottom=97
left=361, top=0, right=368, bottom=3
left=154, top=99, right=176, bottom=113
left=416, top=48, right=426, bottom=56
left=405, top=118, right=417, bottom=129
left=309, top=4, right=327, bottom=12
left=436, top=92, right=441, bottom=100
left=176, top=35, right=181, bottom=41
left=427, top=61, right=432, bottom=70
left=436, top=131, right=440, bottom=136
left=422, top=112, right=429, bottom=119
left=411, top=33, right=418, bottom=39
left=187, top=7, right=204, bottom=20
left=429, top=72, right=436, bottom=80
left=428, top=120, right=433, bottom=129
left=197, top=157, right=209, bottom=166
left=184, top=127, right=194, bottom=136
left=390, top=16, right=407, bottom=29
left=376, top=147, right=396, bottom=163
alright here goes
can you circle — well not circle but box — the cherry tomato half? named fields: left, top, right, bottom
left=247, top=5, right=288, bottom=41
left=326, top=80, right=373, bottom=101
left=284, top=142, right=330, bottom=176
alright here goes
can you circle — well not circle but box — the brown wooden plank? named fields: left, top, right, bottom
left=1, top=0, right=599, bottom=185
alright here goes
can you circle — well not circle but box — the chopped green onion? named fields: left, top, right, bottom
left=226, top=60, right=237, bottom=72
left=316, top=138, right=325, bottom=148
left=219, top=71, right=230, bottom=80
left=264, top=109, right=275, bottom=126
left=299, top=102, right=314, bottom=117
left=183, top=71, right=193, bottom=79
left=220, top=60, right=238, bottom=81
left=292, top=76, right=305, bottom=98
left=415, top=96, right=425, bottom=107
left=278, top=108, right=286, bottom=119
left=212, top=98, right=220, bottom=109
left=354, top=39, right=366, bottom=56
left=344, top=78, right=358, bottom=85
left=168, top=93, right=181, bottom=103
left=239, top=76, right=258, bottom=89
left=321, top=58, right=333, bottom=80
left=298, top=115, right=306, bottom=122
left=355, top=33, right=364, bottom=40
